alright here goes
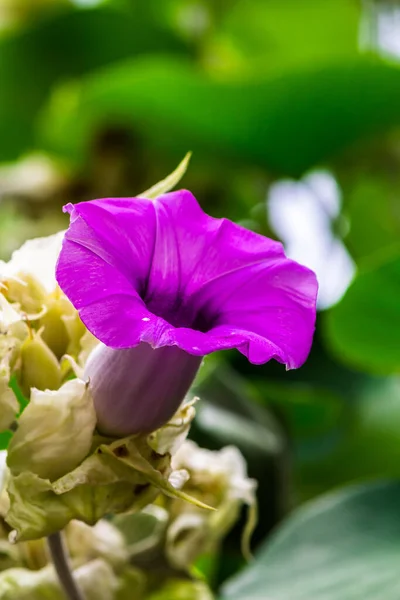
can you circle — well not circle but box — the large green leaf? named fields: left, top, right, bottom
left=219, top=0, right=359, bottom=70
left=255, top=380, right=346, bottom=440
left=294, top=377, right=400, bottom=499
left=221, top=481, right=400, bottom=600
left=342, top=175, right=400, bottom=260
left=40, top=56, right=400, bottom=175
left=0, top=5, right=187, bottom=162
left=325, top=246, right=400, bottom=374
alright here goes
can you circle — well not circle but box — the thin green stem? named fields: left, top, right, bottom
left=47, top=532, right=85, bottom=600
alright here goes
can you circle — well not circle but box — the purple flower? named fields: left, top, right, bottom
left=56, top=190, right=317, bottom=436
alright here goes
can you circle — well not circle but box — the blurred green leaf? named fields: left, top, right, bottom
left=344, top=176, right=400, bottom=260
left=0, top=431, right=12, bottom=451
left=193, top=361, right=285, bottom=457
left=256, top=381, right=345, bottom=440
left=112, top=507, right=168, bottom=559
left=218, top=0, right=360, bottom=70
left=0, top=6, right=187, bottom=161
left=148, top=579, right=214, bottom=600
left=325, top=246, right=400, bottom=374
left=194, top=401, right=282, bottom=458
left=40, top=56, right=400, bottom=176
left=295, top=377, right=400, bottom=498
left=221, top=481, right=400, bottom=600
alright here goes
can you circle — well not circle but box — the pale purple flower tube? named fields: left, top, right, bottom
left=84, top=343, right=201, bottom=436
left=56, top=190, right=318, bottom=436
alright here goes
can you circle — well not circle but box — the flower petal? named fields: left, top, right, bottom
left=57, top=234, right=158, bottom=347
left=56, top=190, right=317, bottom=366
left=63, top=198, right=156, bottom=289
left=190, top=258, right=318, bottom=367
left=151, top=191, right=317, bottom=367
left=153, top=190, right=285, bottom=299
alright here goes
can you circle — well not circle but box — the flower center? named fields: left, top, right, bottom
left=144, top=293, right=215, bottom=333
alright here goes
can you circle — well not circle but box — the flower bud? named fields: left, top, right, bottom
left=19, top=331, right=61, bottom=397
left=37, top=296, right=71, bottom=360
left=0, top=363, right=19, bottom=432
left=84, top=343, right=201, bottom=437
left=3, top=275, right=47, bottom=316
left=35, top=290, right=85, bottom=360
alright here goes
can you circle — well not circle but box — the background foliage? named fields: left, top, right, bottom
left=1, top=0, right=400, bottom=597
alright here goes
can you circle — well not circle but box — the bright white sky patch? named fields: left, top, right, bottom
left=360, top=0, right=400, bottom=60
left=267, top=171, right=355, bottom=310
left=71, top=0, right=102, bottom=7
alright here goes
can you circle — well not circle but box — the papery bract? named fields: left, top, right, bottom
left=0, top=559, right=117, bottom=600
left=0, top=231, right=64, bottom=296
left=65, top=520, right=128, bottom=569
left=7, top=379, right=96, bottom=481
left=167, top=440, right=257, bottom=569
left=5, top=401, right=199, bottom=541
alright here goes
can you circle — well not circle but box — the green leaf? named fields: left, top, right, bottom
left=148, top=579, right=214, bottom=600
left=343, top=176, right=400, bottom=260
left=294, top=377, right=400, bottom=499
left=0, top=6, right=187, bottom=162
left=325, top=246, right=400, bottom=374
left=193, top=363, right=284, bottom=458
left=219, top=0, right=360, bottom=70
left=40, top=56, right=400, bottom=176
left=0, top=431, right=12, bottom=450
left=221, top=481, right=400, bottom=600
left=255, top=380, right=345, bottom=440
left=194, top=402, right=282, bottom=458
left=112, top=506, right=168, bottom=558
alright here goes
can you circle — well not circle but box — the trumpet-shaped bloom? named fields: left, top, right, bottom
left=56, top=190, right=317, bottom=369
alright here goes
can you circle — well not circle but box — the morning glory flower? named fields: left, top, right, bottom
left=56, top=190, right=317, bottom=436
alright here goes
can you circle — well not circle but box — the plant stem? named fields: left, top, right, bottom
left=47, top=532, right=85, bottom=600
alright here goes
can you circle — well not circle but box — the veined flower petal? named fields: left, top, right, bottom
left=56, top=190, right=317, bottom=368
